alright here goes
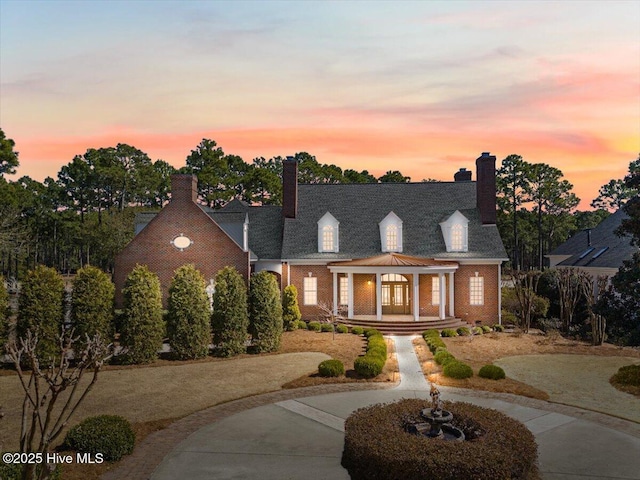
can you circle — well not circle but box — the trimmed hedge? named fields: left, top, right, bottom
left=472, top=326, right=484, bottom=335
left=457, top=326, right=471, bottom=336
left=321, top=323, right=333, bottom=332
left=342, top=398, right=538, bottom=480
left=308, top=321, right=321, bottom=332
left=443, top=360, right=473, bottom=379
left=481, top=325, right=492, bottom=333
left=479, top=364, right=506, bottom=380
left=423, top=329, right=440, bottom=338
left=336, top=324, right=349, bottom=334
left=440, top=328, right=458, bottom=337
left=422, top=332, right=446, bottom=353
left=493, top=324, right=505, bottom=332
left=354, top=333, right=387, bottom=378
left=282, top=285, right=302, bottom=331
left=64, top=415, right=135, bottom=461
left=318, top=359, right=345, bottom=377
left=211, top=266, right=249, bottom=357
left=433, top=350, right=456, bottom=366
left=612, top=364, right=640, bottom=387
left=296, top=320, right=308, bottom=330
left=351, top=326, right=364, bottom=335
left=248, top=271, right=284, bottom=353
left=364, top=328, right=382, bottom=338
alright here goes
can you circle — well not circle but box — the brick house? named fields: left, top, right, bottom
left=114, top=152, right=508, bottom=326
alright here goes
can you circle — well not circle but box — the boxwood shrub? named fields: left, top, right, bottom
left=433, top=350, right=456, bottom=366
left=318, top=359, right=345, bottom=377
left=422, top=333, right=446, bottom=353
left=351, top=326, right=364, bottom=335
left=364, top=328, right=382, bottom=338
left=472, top=326, right=484, bottom=335
left=481, top=325, right=492, bottom=333
left=64, top=415, right=135, bottom=461
left=493, top=324, right=505, bottom=332
left=296, top=320, right=308, bottom=330
left=320, top=323, right=334, bottom=332
left=440, top=328, right=458, bottom=337
left=308, top=321, right=321, bottom=332
left=422, top=329, right=440, bottom=338
left=342, top=398, right=538, bottom=480
left=612, top=364, right=640, bottom=387
left=354, top=333, right=387, bottom=378
left=456, top=326, right=471, bottom=336
left=479, top=364, right=506, bottom=380
left=443, top=360, right=473, bottom=379
left=336, top=324, right=349, bottom=334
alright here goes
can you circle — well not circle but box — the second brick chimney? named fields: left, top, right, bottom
left=454, top=168, right=472, bottom=182
left=476, top=152, right=497, bottom=225
left=282, top=156, right=298, bottom=219
left=170, top=174, right=198, bottom=203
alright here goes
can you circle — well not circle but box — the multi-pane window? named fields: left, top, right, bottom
left=386, top=225, right=398, bottom=251
left=451, top=224, right=463, bottom=251
left=469, top=276, right=484, bottom=306
left=432, top=276, right=440, bottom=305
left=322, top=225, right=334, bottom=252
left=303, top=277, right=317, bottom=305
left=339, top=276, right=348, bottom=306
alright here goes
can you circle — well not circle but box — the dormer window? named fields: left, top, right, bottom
left=440, top=210, right=469, bottom=252
left=379, top=212, right=403, bottom=252
left=318, top=212, right=339, bottom=253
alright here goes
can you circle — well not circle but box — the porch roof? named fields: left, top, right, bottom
left=328, top=253, right=458, bottom=267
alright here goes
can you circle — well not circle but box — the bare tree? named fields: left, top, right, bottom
left=511, top=270, right=544, bottom=333
left=554, top=268, right=582, bottom=333
left=579, top=273, right=610, bottom=346
left=316, top=301, right=347, bottom=340
left=5, top=330, right=112, bottom=480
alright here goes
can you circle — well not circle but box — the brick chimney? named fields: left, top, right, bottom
left=170, top=174, right=198, bottom=203
left=282, top=156, right=298, bottom=219
left=454, top=168, right=472, bottom=182
left=476, top=152, right=497, bottom=224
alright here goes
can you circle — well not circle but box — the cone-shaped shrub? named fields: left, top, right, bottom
left=211, top=266, right=248, bottom=357
left=16, top=265, right=65, bottom=362
left=120, top=265, right=164, bottom=364
left=248, top=271, right=283, bottom=353
left=167, top=264, right=211, bottom=359
left=0, top=275, right=9, bottom=347
left=71, top=266, right=115, bottom=348
left=282, top=285, right=301, bottom=331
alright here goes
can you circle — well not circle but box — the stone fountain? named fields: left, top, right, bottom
left=406, top=384, right=465, bottom=442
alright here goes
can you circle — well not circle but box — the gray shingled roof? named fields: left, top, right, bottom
left=281, top=182, right=507, bottom=260
left=550, top=209, right=637, bottom=269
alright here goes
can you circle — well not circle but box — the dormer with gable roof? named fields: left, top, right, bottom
left=317, top=212, right=339, bottom=253
left=379, top=212, right=403, bottom=253
left=440, top=210, right=469, bottom=252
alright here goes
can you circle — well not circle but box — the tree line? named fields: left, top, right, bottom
left=0, top=128, right=637, bottom=277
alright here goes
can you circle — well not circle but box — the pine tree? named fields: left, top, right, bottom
left=71, top=265, right=115, bottom=347
left=211, top=266, right=248, bottom=357
left=248, top=271, right=283, bottom=353
left=167, top=264, right=211, bottom=359
left=282, top=284, right=301, bottom=331
left=120, top=265, right=164, bottom=364
left=0, top=275, right=9, bottom=347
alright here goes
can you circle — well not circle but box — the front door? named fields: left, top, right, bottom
left=381, top=274, right=410, bottom=315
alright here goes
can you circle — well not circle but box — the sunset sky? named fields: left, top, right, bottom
left=1, top=0, right=638, bottom=209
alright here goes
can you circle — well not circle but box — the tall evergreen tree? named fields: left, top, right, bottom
left=211, top=266, right=248, bottom=357
left=248, top=271, right=283, bottom=353
left=282, top=285, right=301, bottom=331
left=166, top=264, right=211, bottom=359
left=0, top=275, right=9, bottom=347
left=71, top=265, right=115, bottom=347
left=120, top=265, right=164, bottom=364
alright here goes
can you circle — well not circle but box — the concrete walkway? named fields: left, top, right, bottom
left=107, top=335, right=640, bottom=480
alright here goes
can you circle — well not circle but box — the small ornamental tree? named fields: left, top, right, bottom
left=166, top=264, right=211, bottom=359
left=282, top=284, right=301, bottom=331
left=71, top=265, right=115, bottom=349
left=0, top=275, right=9, bottom=346
left=120, top=265, right=164, bottom=364
left=248, top=271, right=283, bottom=353
left=211, top=266, right=248, bottom=357
left=16, top=265, right=65, bottom=362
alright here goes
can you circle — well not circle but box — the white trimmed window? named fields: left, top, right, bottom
left=317, top=212, right=339, bottom=253
left=432, top=276, right=440, bottom=305
left=469, top=275, right=484, bottom=306
left=303, top=277, right=318, bottom=305
left=339, top=276, right=348, bottom=306
left=379, top=211, right=403, bottom=252
left=451, top=224, right=463, bottom=251
left=439, top=210, right=469, bottom=253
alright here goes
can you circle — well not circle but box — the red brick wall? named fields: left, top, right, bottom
left=353, top=274, right=376, bottom=315
left=418, top=274, right=440, bottom=317
left=454, top=264, right=500, bottom=325
left=114, top=196, right=249, bottom=307
left=289, top=265, right=332, bottom=320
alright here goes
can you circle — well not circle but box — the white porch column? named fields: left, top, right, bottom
left=413, top=273, right=419, bottom=321
left=347, top=272, right=354, bottom=319
left=438, top=272, right=446, bottom=320
left=448, top=272, right=455, bottom=317
left=375, top=272, right=382, bottom=320
left=498, top=264, right=502, bottom=325
left=332, top=272, right=338, bottom=316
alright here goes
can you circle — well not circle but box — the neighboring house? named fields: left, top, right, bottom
left=547, top=209, right=638, bottom=278
left=114, top=152, right=508, bottom=325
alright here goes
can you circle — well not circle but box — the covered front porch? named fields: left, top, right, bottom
left=328, top=253, right=459, bottom=322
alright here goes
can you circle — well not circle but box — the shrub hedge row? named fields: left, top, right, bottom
left=342, top=398, right=538, bottom=480
left=354, top=332, right=387, bottom=378
left=308, top=321, right=321, bottom=332
left=320, top=323, right=334, bottom=332
left=336, top=324, right=349, bottom=334
left=351, top=326, right=364, bottom=335
left=421, top=330, right=473, bottom=379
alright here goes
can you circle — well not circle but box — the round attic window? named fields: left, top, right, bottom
left=171, top=234, right=193, bottom=251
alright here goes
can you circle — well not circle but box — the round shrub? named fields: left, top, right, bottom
left=481, top=325, right=492, bottom=333
left=308, top=321, right=321, bottom=332
left=336, top=324, right=349, bottom=334
left=364, top=328, right=382, bottom=338
left=472, top=326, right=484, bottom=335
left=64, top=415, right=135, bottom=461
left=457, top=326, right=471, bottom=336
left=354, top=355, right=384, bottom=378
left=320, top=323, right=334, bottom=332
left=296, top=320, right=308, bottom=330
left=422, top=329, right=440, bottom=338
left=493, top=324, right=505, bottom=332
left=440, top=328, right=458, bottom=337
left=351, top=326, right=364, bottom=335
left=318, top=359, right=345, bottom=377
left=479, top=364, right=506, bottom=380
left=612, top=364, right=640, bottom=386
left=342, top=398, right=538, bottom=480
left=424, top=336, right=446, bottom=354
left=443, top=360, right=473, bottom=379
left=433, top=350, right=456, bottom=366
